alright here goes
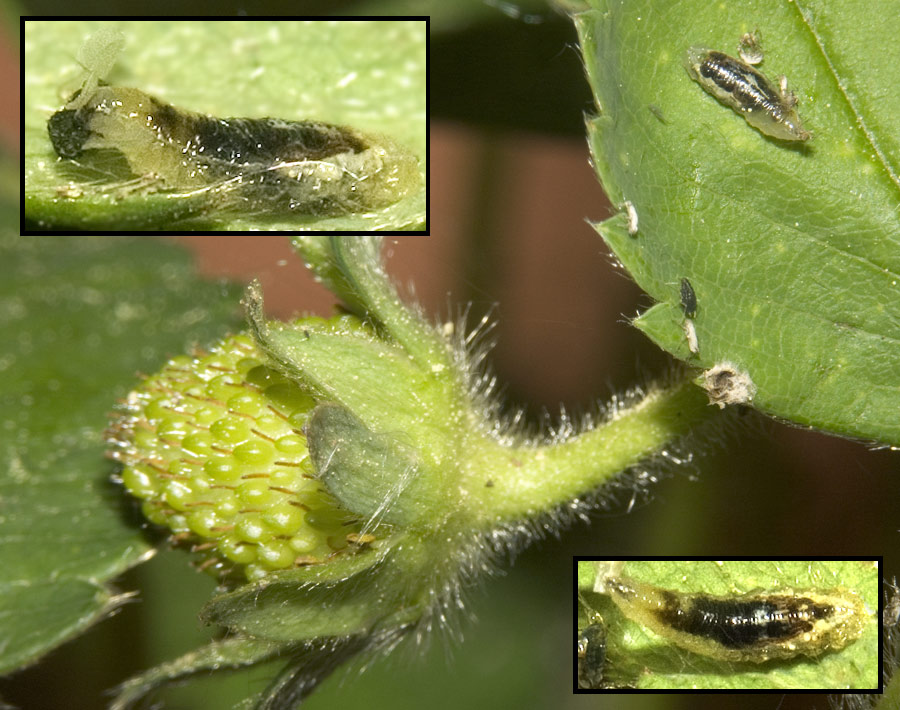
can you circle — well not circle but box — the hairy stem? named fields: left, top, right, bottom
left=465, top=373, right=714, bottom=523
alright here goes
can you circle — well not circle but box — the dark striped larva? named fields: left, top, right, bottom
left=683, top=46, right=810, bottom=142
left=679, top=279, right=699, bottom=353
left=47, top=31, right=420, bottom=217
left=604, top=575, right=867, bottom=663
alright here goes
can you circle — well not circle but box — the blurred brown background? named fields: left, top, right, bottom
left=8, top=7, right=899, bottom=710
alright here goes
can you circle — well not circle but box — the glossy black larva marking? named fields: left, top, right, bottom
left=47, top=86, right=420, bottom=216
left=679, top=278, right=697, bottom=318
left=47, top=107, right=93, bottom=159
left=47, top=29, right=420, bottom=218
left=683, top=47, right=810, bottom=142
left=605, top=575, right=867, bottom=662
left=654, top=593, right=831, bottom=649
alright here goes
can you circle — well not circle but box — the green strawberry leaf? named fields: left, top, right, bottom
left=0, top=236, right=241, bottom=672
left=575, top=0, right=900, bottom=445
left=579, top=560, right=878, bottom=690
left=24, top=20, right=426, bottom=232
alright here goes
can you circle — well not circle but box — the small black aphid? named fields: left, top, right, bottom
left=680, top=278, right=697, bottom=318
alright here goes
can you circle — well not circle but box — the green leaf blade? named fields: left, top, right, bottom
left=0, top=579, right=118, bottom=674
left=575, top=0, right=900, bottom=444
left=0, top=236, right=241, bottom=672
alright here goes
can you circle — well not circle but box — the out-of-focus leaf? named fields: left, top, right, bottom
left=0, top=236, right=240, bottom=672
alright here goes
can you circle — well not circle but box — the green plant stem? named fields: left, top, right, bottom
left=466, top=373, right=714, bottom=523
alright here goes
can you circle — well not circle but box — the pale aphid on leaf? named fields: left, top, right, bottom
left=737, top=30, right=764, bottom=66
left=683, top=45, right=810, bottom=142
left=47, top=29, right=422, bottom=217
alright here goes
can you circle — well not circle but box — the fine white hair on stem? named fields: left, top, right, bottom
left=436, top=302, right=708, bottom=568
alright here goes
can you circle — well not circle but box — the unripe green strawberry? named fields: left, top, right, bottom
left=107, top=316, right=369, bottom=582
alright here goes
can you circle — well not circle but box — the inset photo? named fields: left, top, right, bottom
left=575, top=558, right=881, bottom=692
left=23, top=19, right=427, bottom=234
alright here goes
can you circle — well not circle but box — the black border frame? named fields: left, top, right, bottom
left=574, top=555, right=884, bottom=695
left=21, top=15, right=430, bottom=236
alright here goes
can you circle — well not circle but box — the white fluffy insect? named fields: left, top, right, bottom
left=701, top=361, right=756, bottom=408
left=624, top=200, right=638, bottom=235
left=683, top=319, right=699, bottom=355
left=737, top=30, right=764, bottom=66
left=48, top=29, right=421, bottom=218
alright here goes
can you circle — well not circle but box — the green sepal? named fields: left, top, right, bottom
left=306, top=403, right=436, bottom=527
left=291, top=236, right=452, bottom=370
left=110, top=636, right=288, bottom=710
left=243, top=281, right=460, bottom=527
left=249, top=628, right=410, bottom=710
left=201, top=538, right=425, bottom=642
left=245, top=280, right=457, bottom=430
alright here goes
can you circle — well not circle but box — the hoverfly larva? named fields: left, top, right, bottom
left=683, top=46, right=810, bottom=142
left=47, top=29, right=421, bottom=217
left=603, top=574, right=867, bottom=663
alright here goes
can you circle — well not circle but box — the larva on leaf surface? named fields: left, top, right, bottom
left=48, top=86, right=420, bottom=217
left=683, top=46, right=810, bottom=142
left=590, top=561, right=877, bottom=688
left=32, top=23, right=425, bottom=230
